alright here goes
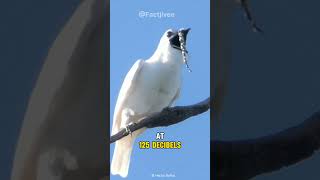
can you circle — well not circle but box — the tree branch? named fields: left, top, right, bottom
left=110, top=97, right=210, bottom=144
left=240, top=0, right=263, bottom=33
left=213, top=110, right=320, bottom=180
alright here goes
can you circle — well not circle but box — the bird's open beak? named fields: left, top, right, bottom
left=169, top=28, right=191, bottom=52
left=179, top=28, right=191, bottom=42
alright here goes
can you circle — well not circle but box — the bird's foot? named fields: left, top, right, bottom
left=125, top=126, right=132, bottom=137
left=125, top=122, right=137, bottom=137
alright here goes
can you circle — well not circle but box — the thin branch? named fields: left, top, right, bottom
left=110, top=97, right=210, bottom=144
left=240, top=0, right=264, bottom=33
left=213, top=110, right=320, bottom=180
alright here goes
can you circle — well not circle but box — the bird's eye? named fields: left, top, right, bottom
left=167, top=31, right=173, bottom=37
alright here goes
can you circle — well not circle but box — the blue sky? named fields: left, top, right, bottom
left=110, top=0, right=210, bottom=179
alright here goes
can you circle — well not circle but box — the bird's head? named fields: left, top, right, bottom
left=158, top=28, right=191, bottom=52
left=154, top=28, right=191, bottom=64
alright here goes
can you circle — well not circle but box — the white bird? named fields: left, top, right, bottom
left=111, top=28, right=191, bottom=178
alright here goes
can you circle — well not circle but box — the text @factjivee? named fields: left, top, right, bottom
left=139, top=132, right=182, bottom=149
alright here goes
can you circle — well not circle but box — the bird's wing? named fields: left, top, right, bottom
left=111, top=60, right=145, bottom=135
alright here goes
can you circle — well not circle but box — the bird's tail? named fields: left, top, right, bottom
left=111, top=135, right=136, bottom=178
left=111, top=128, right=145, bottom=178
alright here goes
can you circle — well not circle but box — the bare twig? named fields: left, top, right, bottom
left=213, top=110, right=320, bottom=180
left=110, top=97, right=210, bottom=144
left=240, top=0, right=264, bottom=33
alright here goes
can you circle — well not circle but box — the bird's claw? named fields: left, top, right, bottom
left=125, top=125, right=132, bottom=137
left=126, top=122, right=138, bottom=137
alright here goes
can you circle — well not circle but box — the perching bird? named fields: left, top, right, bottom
left=111, top=28, right=191, bottom=178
